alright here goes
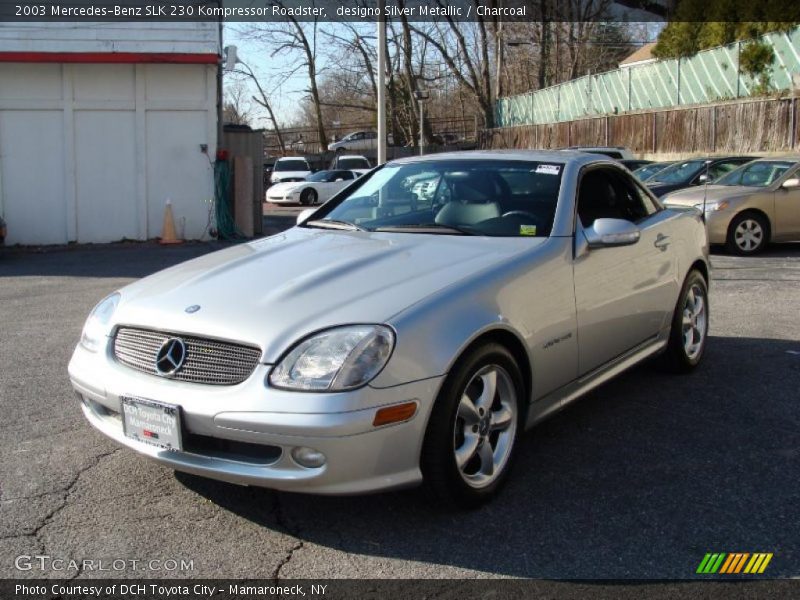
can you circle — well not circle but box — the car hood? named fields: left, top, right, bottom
left=113, top=228, right=541, bottom=363
left=662, top=185, right=755, bottom=207
left=271, top=170, right=310, bottom=181
left=267, top=182, right=303, bottom=195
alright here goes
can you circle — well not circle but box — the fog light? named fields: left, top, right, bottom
left=291, top=446, right=326, bottom=468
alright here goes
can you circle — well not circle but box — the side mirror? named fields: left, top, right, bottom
left=697, top=174, right=708, bottom=184
left=781, top=178, right=800, bottom=189
left=296, top=208, right=315, bottom=225
left=584, top=218, right=641, bottom=248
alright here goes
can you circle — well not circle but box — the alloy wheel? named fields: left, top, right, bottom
left=682, top=283, right=707, bottom=360
left=452, top=365, right=518, bottom=489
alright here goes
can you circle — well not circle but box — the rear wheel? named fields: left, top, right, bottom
left=659, top=270, right=708, bottom=373
left=726, top=212, right=768, bottom=255
left=421, top=344, right=523, bottom=508
left=300, top=188, right=317, bottom=205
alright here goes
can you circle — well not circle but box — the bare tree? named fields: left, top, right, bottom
left=410, top=4, right=495, bottom=128
left=222, top=78, right=254, bottom=126
left=241, top=1, right=329, bottom=149
left=227, top=61, right=286, bottom=154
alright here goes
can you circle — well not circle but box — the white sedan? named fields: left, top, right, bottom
left=265, top=170, right=358, bottom=205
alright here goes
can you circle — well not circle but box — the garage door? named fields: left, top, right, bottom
left=0, top=62, right=216, bottom=245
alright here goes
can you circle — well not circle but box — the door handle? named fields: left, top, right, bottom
left=654, top=233, right=670, bottom=251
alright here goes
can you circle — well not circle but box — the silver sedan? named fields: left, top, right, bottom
left=69, top=151, right=710, bottom=507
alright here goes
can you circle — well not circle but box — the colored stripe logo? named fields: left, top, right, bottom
left=697, top=553, right=772, bottom=574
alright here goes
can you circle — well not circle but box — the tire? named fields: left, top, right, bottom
left=300, top=188, right=317, bottom=205
left=659, top=270, right=709, bottom=373
left=421, top=343, right=524, bottom=508
left=726, top=212, right=769, bottom=255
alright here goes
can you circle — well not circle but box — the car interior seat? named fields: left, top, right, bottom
left=435, top=172, right=501, bottom=226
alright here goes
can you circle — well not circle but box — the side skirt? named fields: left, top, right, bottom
left=524, top=334, right=668, bottom=430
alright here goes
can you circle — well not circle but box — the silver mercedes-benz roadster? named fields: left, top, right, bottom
left=69, top=150, right=710, bottom=507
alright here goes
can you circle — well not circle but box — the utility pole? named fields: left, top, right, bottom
left=415, top=89, right=430, bottom=155
left=377, top=0, right=387, bottom=165
left=495, top=0, right=503, bottom=100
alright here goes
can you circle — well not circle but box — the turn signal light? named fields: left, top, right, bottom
left=373, top=402, right=417, bottom=427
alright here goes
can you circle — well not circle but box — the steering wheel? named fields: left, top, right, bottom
left=502, top=210, right=539, bottom=221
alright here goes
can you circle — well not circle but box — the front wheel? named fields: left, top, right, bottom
left=726, top=212, right=768, bottom=255
left=659, top=270, right=709, bottom=373
left=300, top=188, right=317, bottom=205
left=421, top=344, right=523, bottom=508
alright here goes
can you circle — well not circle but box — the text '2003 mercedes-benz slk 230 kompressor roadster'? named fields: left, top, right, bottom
left=69, top=150, right=710, bottom=507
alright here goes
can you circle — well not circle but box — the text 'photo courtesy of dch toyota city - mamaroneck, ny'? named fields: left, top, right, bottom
left=1, top=0, right=800, bottom=598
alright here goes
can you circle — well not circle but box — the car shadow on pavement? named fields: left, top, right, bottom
left=177, top=334, right=800, bottom=579
left=0, top=242, right=231, bottom=278
left=711, top=242, right=800, bottom=259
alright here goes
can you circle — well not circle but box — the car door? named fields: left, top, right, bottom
left=573, top=166, right=677, bottom=375
left=774, top=166, right=800, bottom=239
left=324, top=171, right=355, bottom=202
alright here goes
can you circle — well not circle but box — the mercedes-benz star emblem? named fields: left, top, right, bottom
left=185, top=305, right=201, bottom=314
left=155, top=338, right=187, bottom=376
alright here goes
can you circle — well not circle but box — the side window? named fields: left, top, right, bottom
left=708, top=161, right=740, bottom=180
left=577, top=168, right=655, bottom=227
left=339, top=170, right=354, bottom=180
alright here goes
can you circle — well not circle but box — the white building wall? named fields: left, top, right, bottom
left=0, top=61, right=218, bottom=245
left=0, top=22, right=219, bottom=54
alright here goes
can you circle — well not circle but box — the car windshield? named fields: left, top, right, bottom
left=634, top=163, right=672, bottom=181
left=274, top=159, right=309, bottom=171
left=649, top=160, right=705, bottom=183
left=338, top=158, right=370, bottom=169
left=715, top=161, right=795, bottom=187
left=306, top=171, right=336, bottom=182
left=309, top=159, right=564, bottom=237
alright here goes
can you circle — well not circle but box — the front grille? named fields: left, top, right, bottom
left=113, top=327, right=262, bottom=385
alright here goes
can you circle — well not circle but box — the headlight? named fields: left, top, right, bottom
left=80, top=292, right=120, bottom=352
left=269, top=325, right=394, bottom=391
left=694, top=200, right=730, bottom=213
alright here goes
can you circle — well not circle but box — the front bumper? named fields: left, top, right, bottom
left=68, top=343, right=443, bottom=494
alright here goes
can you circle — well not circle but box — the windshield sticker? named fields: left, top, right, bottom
left=520, top=225, right=538, bottom=236
left=535, top=164, right=561, bottom=175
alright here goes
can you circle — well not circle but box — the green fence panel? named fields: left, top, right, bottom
left=495, top=28, right=800, bottom=127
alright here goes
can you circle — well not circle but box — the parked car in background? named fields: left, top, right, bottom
left=432, top=133, right=461, bottom=145
left=633, top=161, right=675, bottom=182
left=266, top=170, right=358, bottom=205
left=270, top=157, right=313, bottom=186
left=620, top=159, right=653, bottom=171
left=646, top=156, right=754, bottom=198
left=69, top=150, right=710, bottom=507
left=332, top=155, right=371, bottom=175
left=564, top=146, right=635, bottom=160
left=328, top=131, right=379, bottom=153
left=663, top=157, right=800, bottom=255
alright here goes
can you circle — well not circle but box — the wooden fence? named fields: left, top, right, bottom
left=480, top=96, right=800, bottom=158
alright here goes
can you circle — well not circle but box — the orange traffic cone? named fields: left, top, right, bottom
left=159, top=199, right=183, bottom=245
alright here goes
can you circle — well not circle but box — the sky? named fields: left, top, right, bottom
left=223, top=15, right=665, bottom=130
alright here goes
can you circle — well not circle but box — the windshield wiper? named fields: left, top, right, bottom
left=305, top=219, right=365, bottom=231
left=373, top=223, right=477, bottom=235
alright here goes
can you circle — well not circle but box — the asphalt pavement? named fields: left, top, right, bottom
left=1, top=233, right=799, bottom=592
